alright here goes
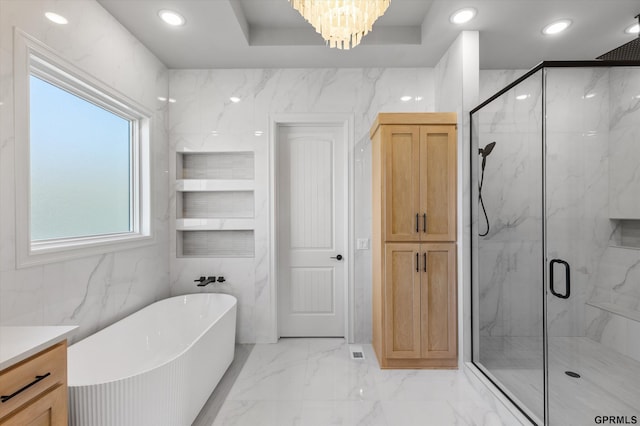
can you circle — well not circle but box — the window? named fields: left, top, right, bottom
left=14, top=31, right=153, bottom=267
left=29, top=76, right=132, bottom=241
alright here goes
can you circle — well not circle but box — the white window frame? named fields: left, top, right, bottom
left=14, top=30, right=154, bottom=268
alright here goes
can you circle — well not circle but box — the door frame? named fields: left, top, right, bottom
left=269, top=113, right=354, bottom=343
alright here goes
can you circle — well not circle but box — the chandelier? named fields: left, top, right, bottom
left=289, top=0, right=391, bottom=50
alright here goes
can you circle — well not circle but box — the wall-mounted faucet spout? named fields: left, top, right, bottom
left=195, top=276, right=217, bottom=287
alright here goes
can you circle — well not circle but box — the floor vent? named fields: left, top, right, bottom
left=349, top=345, right=365, bottom=360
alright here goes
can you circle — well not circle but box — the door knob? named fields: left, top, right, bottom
left=330, top=254, right=343, bottom=261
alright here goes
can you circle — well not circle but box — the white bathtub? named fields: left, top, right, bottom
left=67, top=293, right=237, bottom=426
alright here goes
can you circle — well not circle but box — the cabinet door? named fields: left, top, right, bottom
left=420, top=243, right=457, bottom=361
left=1, top=384, right=67, bottom=426
left=383, top=126, right=421, bottom=241
left=419, top=125, right=456, bottom=242
left=384, top=243, right=421, bottom=359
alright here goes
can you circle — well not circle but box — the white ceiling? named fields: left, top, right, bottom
left=96, top=0, right=640, bottom=69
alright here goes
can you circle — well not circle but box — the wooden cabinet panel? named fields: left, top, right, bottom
left=0, top=343, right=66, bottom=421
left=384, top=126, right=420, bottom=242
left=384, top=243, right=421, bottom=359
left=0, top=342, right=68, bottom=426
left=421, top=244, right=457, bottom=360
left=1, top=385, right=66, bottom=426
left=420, top=126, right=457, bottom=242
left=382, top=123, right=456, bottom=243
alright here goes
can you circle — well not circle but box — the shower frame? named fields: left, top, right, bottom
left=469, top=60, right=640, bottom=426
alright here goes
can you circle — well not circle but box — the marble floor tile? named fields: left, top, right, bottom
left=201, top=338, right=524, bottom=426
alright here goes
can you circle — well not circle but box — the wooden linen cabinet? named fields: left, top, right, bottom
left=371, top=113, right=458, bottom=369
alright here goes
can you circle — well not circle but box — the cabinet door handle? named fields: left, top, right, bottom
left=0, top=372, right=51, bottom=403
left=416, top=253, right=419, bottom=272
left=423, top=214, right=427, bottom=233
left=415, top=214, right=419, bottom=233
left=423, top=252, right=427, bottom=272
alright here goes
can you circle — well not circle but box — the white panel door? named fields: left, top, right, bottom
left=278, top=125, right=346, bottom=337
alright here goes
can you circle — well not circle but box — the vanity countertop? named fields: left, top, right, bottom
left=0, top=326, right=78, bottom=371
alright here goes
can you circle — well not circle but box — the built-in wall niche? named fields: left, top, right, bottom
left=611, top=220, right=640, bottom=249
left=178, top=230, right=255, bottom=258
left=175, top=151, right=255, bottom=258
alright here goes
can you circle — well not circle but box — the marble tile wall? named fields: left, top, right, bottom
left=0, top=0, right=170, bottom=342
left=585, top=65, right=640, bottom=359
left=168, top=68, right=435, bottom=344
left=433, top=31, right=480, bottom=364
left=475, top=69, right=543, bottom=338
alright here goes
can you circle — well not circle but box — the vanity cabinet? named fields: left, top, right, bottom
left=371, top=113, right=458, bottom=369
left=0, top=342, right=68, bottom=425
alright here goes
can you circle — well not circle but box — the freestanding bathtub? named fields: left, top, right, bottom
left=67, top=293, right=237, bottom=426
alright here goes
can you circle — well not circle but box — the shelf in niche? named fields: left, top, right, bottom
left=176, top=218, right=255, bottom=231
left=177, top=151, right=254, bottom=180
left=586, top=301, right=640, bottom=323
left=177, top=230, right=254, bottom=258
left=174, top=150, right=256, bottom=258
left=176, top=179, right=254, bottom=192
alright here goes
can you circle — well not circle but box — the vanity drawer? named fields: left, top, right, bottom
left=0, top=342, right=67, bottom=421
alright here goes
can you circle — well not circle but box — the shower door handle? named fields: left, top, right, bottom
left=550, top=259, right=570, bottom=299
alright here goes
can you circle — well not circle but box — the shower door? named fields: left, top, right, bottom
left=545, top=67, right=640, bottom=425
left=471, top=70, right=545, bottom=424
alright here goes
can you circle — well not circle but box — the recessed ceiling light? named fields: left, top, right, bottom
left=582, top=93, right=596, bottom=99
left=168, top=98, right=177, bottom=103
left=158, top=10, right=185, bottom=26
left=229, top=96, right=241, bottom=103
left=45, top=12, right=68, bottom=25
left=542, top=19, right=572, bottom=35
left=515, top=94, right=530, bottom=100
left=400, top=96, right=412, bottom=102
left=626, top=23, right=640, bottom=35
left=415, top=96, right=424, bottom=101
left=450, top=8, right=477, bottom=25
left=210, top=130, right=219, bottom=136
left=157, top=96, right=167, bottom=102
left=254, top=130, right=264, bottom=136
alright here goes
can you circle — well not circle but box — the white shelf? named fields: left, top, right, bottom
left=176, top=179, right=254, bottom=192
left=176, top=218, right=255, bottom=231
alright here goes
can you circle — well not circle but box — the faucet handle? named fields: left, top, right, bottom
left=217, top=276, right=226, bottom=283
left=194, top=276, right=206, bottom=283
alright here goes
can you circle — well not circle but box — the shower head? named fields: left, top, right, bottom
left=479, top=142, right=496, bottom=158
left=597, top=14, right=640, bottom=60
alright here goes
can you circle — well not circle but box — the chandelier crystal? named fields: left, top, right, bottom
left=289, top=0, right=391, bottom=50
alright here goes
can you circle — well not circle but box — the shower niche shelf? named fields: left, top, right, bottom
left=175, top=151, right=255, bottom=258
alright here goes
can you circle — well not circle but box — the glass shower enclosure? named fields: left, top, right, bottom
left=471, top=61, right=640, bottom=426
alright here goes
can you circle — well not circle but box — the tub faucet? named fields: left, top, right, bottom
left=195, top=276, right=216, bottom=287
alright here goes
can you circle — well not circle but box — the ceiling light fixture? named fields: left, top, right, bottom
left=450, top=8, right=476, bottom=25
left=229, top=96, right=241, bottom=103
left=400, top=96, right=412, bottom=102
left=516, top=94, right=530, bottom=100
left=626, top=22, right=640, bottom=35
left=45, top=12, right=68, bottom=25
left=157, top=96, right=167, bottom=102
left=288, top=0, right=390, bottom=50
left=158, top=10, right=185, bottom=26
left=254, top=130, right=264, bottom=136
left=542, top=19, right=572, bottom=35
